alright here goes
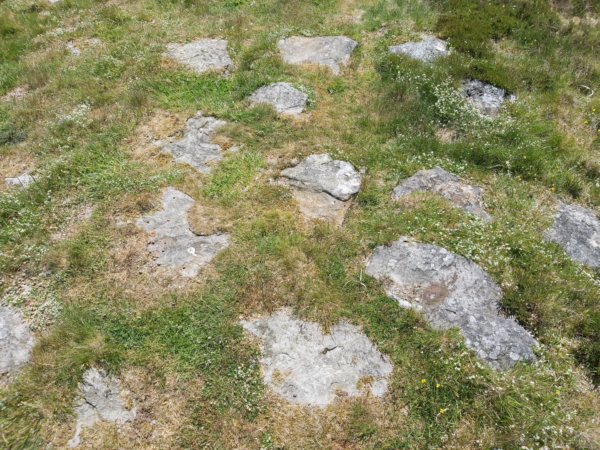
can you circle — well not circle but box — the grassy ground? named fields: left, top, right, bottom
left=1, top=0, right=600, bottom=448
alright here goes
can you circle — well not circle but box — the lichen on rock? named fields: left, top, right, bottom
left=249, top=82, right=308, bottom=115
left=0, top=305, right=34, bottom=379
left=165, top=39, right=233, bottom=74
left=388, top=36, right=448, bottom=62
left=277, top=36, right=358, bottom=75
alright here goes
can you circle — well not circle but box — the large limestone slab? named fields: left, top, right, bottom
left=365, top=238, right=538, bottom=369
left=388, top=36, right=448, bottom=62
left=68, top=368, right=136, bottom=447
left=136, top=187, right=229, bottom=277
left=249, top=82, right=308, bottom=115
left=277, top=36, right=358, bottom=75
left=165, top=39, right=233, bottom=74
left=462, top=80, right=512, bottom=116
left=280, top=154, right=362, bottom=226
left=5, top=172, right=37, bottom=188
left=242, top=311, right=393, bottom=406
left=545, top=203, right=600, bottom=269
left=162, top=113, right=226, bottom=174
left=0, top=305, right=34, bottom=376
left=392, top=167, right=490, bottom=220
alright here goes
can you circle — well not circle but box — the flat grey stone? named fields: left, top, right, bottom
left=392, top=167, right=490, bottom=220
left=388, top=36, right=448, bottom=62
left=249, top=82, right=308, bottom=115
left=242, top=311, right=393, bottom=406
left=462, top=80, right=512, bottom=116
left=545, top=203, right=600, bottom=269
left=136, top=187, right=229, bottom=277
left=67, top=368, right=135, bottom=447
left=67, top=41, right=81, bottom=55
left=5, top=172, right=37, bottom=188
left=365, top=238, right=538, bottom=370
left=165, top=39, right=233, bottom=74
left=277, top=36, right=358, bottom=75
left=289, top=189, right=352, bottom=227
left=0, top=305, right=34, bottom=376
left=162, top=113, right=226, bottom=174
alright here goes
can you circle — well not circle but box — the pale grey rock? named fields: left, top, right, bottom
left=365, top=238, right=538, bottom=370
left=136, top=187, right=229, bottom=277
left=0, top=306, right=34, bottom=376
left=462, top=80, right=513, bottom=116
left=392, top=167, right=490, bottom=220
left=165, top=39, right=233, bottom=74
left=67, top=368, right=135, bottom=447
left=249, top=82, right=308, bottom=115
left=162, top=113, right=226, bottom=174
left=67, top=41, right=81, bottom=56
left=280, top=154, right=361, bottom=201
left=388, top=36, right=448, bottom=62
left=545, top=203, right=600, bottom=269
left=242, top=311, right=393, bottom=406
left=277, top=36, right=358, bottom=75
left=5, top=172, right=37, bottom=188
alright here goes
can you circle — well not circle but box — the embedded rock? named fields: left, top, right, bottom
left=392, top=167, right=490, bottom=220
left=67, top=368, right=135, bottom=447
left=365, top=238, right=538, bottom=369
left=462, top=80, right=512, bottom=116
left=165, top=39, right=233, bottom=74
left=388, top=36, right=448, bottom=62
left=545, top=203, right=600, bottom=269
left=5, top=172, right=37, bottom=188
left=241, top=311, right=393, bottom=406
left=162, top=113, right=226, bottom=174
left=0, top=306, right=34, bottom=376
left=289, top=189, right=352, bottom=227
left=249, top=82, right=308, bottom=115
left=67, top=40, right=81, bottom=55
left=277, top=36, right=358, bottom=75
left=136, top=187, right=229, bottom=277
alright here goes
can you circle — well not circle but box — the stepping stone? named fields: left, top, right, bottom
left=5, top=172, right=37, bottom=188
left=249, top=82, right=308, bottom=115
left=280, top=154, right=362, bottom=226
left=165, top=39, right=233, bottom=74
left=162, top=113, right=226, bottom=174
left=365, top=238, right=538, bottom=370
left=0, top=305, right=34, bottom=378
left=392, top=166, right=490, bottom=220
left=388, top=36, right=448, bottom=62
left=241, top=311, right=393, bottom=406
left=461, top=80, right=513, bottom=116
left=136, top=187, right=229, bottom=277
left=277, top=36, right=358, bottom=75
left=545, top=202, right=600, bottom=269
left=67, top=368, right=136, bottom=447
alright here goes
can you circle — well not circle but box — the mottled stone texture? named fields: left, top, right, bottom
left=388, top=36, right=448, bottom=62
left=249, top=82, right=308, bottom=115
left=462, top=79, right=511, bottom=116
left=242, top=311, right=393, bottom=406
left=392, top=166, right=490, bottom=220
left=162, top=113, right=226, bottom=174
left=0, top=306, right=34, bottom=376
left=5, top=172, right=37, bottom=188
left=277, top=36, right=358, bottom=75
left=68, top=368, right=135, bottom=447
left=545, top=202, right=600, bottom=269
left=136, top=187, right=229, bottom=277
left=165, top=39, right=233, bottom=74
left=365, top=238, right=538, bottom=369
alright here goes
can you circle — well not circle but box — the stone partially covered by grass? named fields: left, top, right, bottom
left=0, top=0, right=599, bottom=448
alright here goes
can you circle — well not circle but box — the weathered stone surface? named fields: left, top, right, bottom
left=462, top=80, right=512, bottom=116
left=136, top=187, right=229, bottom=277
left=388, top=36, right=448, bottom=62
left=162, top=113, right=226, bottom=174
left=277, top=36, right=358, bottom=75
left=0, top=306, right=34, bottom=376
left=249, top=82, right=308, bottom=115
left=165, top=39, right=233, bottom=74
left=392, top=167, right=490, bottom=220
left=545, top=202, right=600, bottom=269
left=242, top=311, right=393, bottom=406
left=365, top=238, right=538, bottom=369
left=280, top=154, right=362, bottom=201
left=68, top=368, right=135, bottom=447
left=290, top=189, right=352, bottom=227
left=5, top=172, right=37, bottom=188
